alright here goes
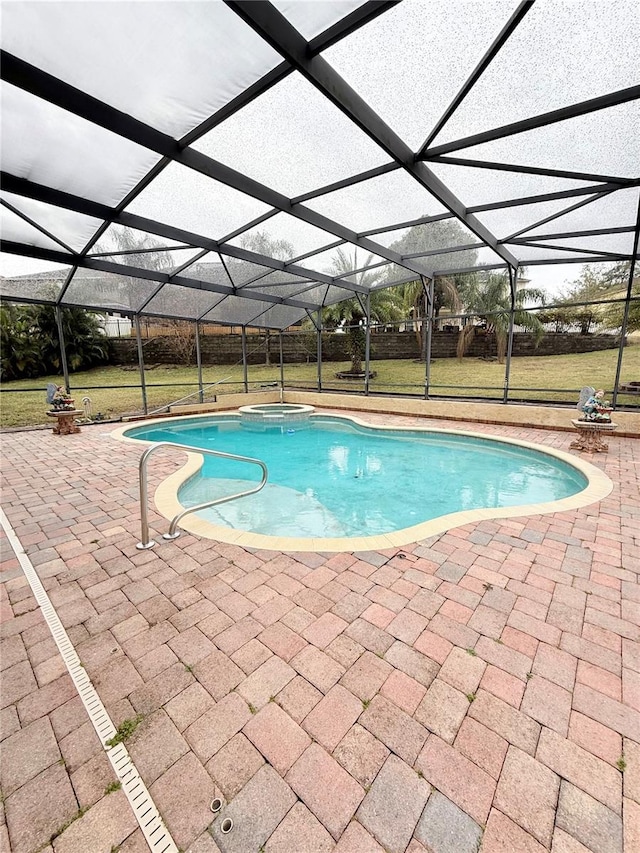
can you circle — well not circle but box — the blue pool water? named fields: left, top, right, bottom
left=126, top=415, right=587, bottom=538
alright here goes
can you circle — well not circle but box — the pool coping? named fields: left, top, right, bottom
left=110, top=410, right=613, bottom=553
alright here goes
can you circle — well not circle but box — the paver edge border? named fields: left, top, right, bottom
left=0, top=506, right=180, bottom=853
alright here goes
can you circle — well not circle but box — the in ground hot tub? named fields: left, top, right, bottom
left=238, top=403, right=315, bottom=429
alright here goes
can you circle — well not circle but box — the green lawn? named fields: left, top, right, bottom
left=1, top=344, right=638, bottom=428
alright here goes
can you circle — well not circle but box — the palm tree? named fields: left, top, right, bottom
left=400, top=274, right=466, bottom=359
left=321, top=248, right=404, bottom=374
left=456, top=272, right=546, bottom=363
left=385, top=217, right=480, bottom=359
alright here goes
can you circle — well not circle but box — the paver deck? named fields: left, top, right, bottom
left=1, top=409, right=638, bottom=853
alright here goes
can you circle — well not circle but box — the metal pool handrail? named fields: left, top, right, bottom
left=136, top=442, right=268, bottom=550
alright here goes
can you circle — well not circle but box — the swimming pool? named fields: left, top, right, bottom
left=119, top=412, right=609, bottom=550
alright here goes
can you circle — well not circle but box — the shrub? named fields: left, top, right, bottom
left=0, top=304, right=110, bottom=380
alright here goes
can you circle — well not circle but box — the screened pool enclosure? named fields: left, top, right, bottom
left=1, top=0, right=639, bottom=412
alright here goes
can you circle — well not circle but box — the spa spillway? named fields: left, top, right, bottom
left=238, top=403, right=315, bottom=427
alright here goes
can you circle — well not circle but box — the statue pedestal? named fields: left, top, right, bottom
left=47, top=410, right=83, bottom=435
left=570, top=419, right=617, bottom=453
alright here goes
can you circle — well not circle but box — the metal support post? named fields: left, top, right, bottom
left=424, top=276, right=434, bottom=399
left=612, top=197, right=640, bottom=408
left=503, top=265, right=517, bottom=404
left=134, top=314, right=148, bottom=415
left=241, top=326, right=248, bottom=393
left=364, top=292, right=371, bottom=396
left=279, top=331, right=285, bottom=395
left=195, top=321, right=204, bottom=403
left=54, top=305, right=70, bottom=393
left=317, top=310, right=322, bottom=392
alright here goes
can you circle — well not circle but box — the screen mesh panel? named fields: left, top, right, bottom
left=306, top=170, right=448, bottom=233
left=194, top=72, right=391, bottom=198
left=476, top=197, right=604, bottom=241
left=201, top=294, right=284, bottom=327
left=125, top=162, right=272, bottom=242
left=1, top=82, right=161, bottom=206
left=1, top=205, right=71, bottom=254
left=427, top=247, right=506, bottom=276
left=324, top=0, right=516, bottom=150
left=1, top=192, right=103, bottom=252
left=181, top=253, right=235, bottom=289
left=61, top=269, right=160, bottom=313
left=505, top=243, right=621, bottom=263
left=92, top=224, right=187, bottom=254
left=142, top=284, right=223, bottom=321
left=231, top=302, right=308, bottom=330
left=238, top=270, right=314, bottom=291
left=271, top=0, right=367, bottom=40
left=454, top=102, right=640, bottom=179
left=434, top=0, right=639, bottom=147
left=0, top=263, right=69, bottom=303
left=227, top=213, right=339, bottom=261
left=382, top=219, right=482, bottom=257
left=428, top=162, right=597, bottom=209
left=515, top=232, right=636, bottom=257
left=0, top=2, right=636, bottom=333
left=2, top=1, right=282, bottom=140
left=93, top=248, right=204, bottom=274
left=526, top=188, right=640, bottom=238
left=297, top=244, right=387, bottom=278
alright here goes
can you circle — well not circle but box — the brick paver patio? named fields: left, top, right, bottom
left=1, top=409, right=638, bottom=853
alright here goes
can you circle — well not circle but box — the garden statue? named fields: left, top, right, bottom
left=46, top=383, right=75, bottom=412
left=577, top=386, right=613, bottom=423
left=45, top=383, right=81, bottom=435
left=571, top=386, right=617, bottom=453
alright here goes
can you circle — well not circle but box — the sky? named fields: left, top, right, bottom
left=521, top=263, right=585, bottom=301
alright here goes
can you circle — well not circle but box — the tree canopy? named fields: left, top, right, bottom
left=381, top=219, right=481, bottom=357
left=387, top=218, right=479, bottom=267
left=389, top=218, right=480, bottom=314
left=1, top=302, right=109, bottom=380
left=554, top=262, right=638, bottom=334
left=320, top=248, right=404, bottom=374
left=456, top=272, right=546, bottom=363
left=563, top=262, right=631, bottom=302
